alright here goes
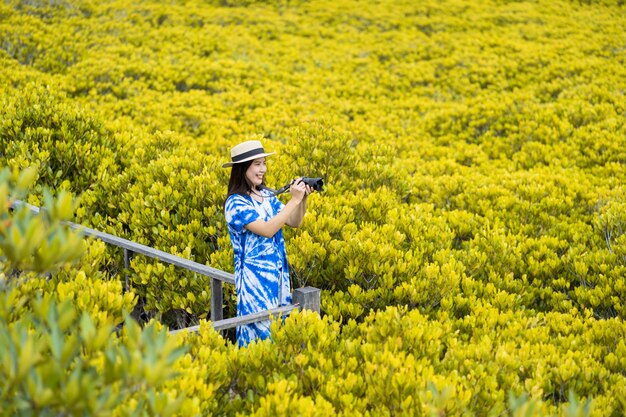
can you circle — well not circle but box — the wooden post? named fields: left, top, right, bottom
left=292, top=286, right=321, bottom=314
left=210, top=278, right=224, bottom=322
left=123, top=249, right=134, bottom=291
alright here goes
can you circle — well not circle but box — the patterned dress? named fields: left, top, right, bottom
left=224, top=189, right=292, bottom=347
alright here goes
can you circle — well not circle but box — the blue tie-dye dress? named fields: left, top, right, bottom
left=224, top=189, right=292, bottom=347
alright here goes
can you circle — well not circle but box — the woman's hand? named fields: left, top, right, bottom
left=289, top=177, right=311, bottom=203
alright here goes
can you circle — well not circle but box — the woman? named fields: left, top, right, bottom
left=223, top=140, right=312, bottom=347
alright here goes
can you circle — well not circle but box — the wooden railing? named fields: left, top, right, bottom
left=11, top=200, right=321, bottom=333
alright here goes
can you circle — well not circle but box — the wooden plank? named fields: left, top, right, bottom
left=71, top=223, right=236, bottom=284
left=169, top=304, right=299, bottom=335
left=11, top=200, right=236, bottom=285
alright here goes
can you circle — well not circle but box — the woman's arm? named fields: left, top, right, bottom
left=244, top=179, right=309, bottom=237
left=285, top=194, right=308, bottom=228
left=285, top=179, right=312, bottom=228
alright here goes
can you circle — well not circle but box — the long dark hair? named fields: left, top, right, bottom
left=227, top=159, right=265, bottom=199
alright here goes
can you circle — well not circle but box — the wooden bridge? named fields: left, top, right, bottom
left=13, top=200, right=321, bottom=334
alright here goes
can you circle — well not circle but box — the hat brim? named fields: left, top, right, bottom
left=222, top=152, right=275, bottom=168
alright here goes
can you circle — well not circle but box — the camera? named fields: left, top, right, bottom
left=260, top=176, right=324, bottom=196
left=300, top=177, right=324, bottom=192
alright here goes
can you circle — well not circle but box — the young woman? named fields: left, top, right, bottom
left=223, top=140, right=312, bottom=347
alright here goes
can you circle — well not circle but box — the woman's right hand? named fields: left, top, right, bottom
left=289, top=178, right=307, bottom=203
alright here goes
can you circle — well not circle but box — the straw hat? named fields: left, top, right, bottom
left=222, top=140, right=275, bottom=168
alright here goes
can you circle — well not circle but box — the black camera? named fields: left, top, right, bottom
left=300, top=177, right=324, bottom=192
left=260, top=176, right=324, bottom=196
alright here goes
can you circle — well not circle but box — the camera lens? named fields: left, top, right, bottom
left=302, top=177, right=324, bottom=192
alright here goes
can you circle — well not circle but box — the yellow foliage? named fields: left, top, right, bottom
left=1, top=0, right=626, bottom=414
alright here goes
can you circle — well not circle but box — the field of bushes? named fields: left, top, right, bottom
left=1, top=0, right=626, bottom=415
